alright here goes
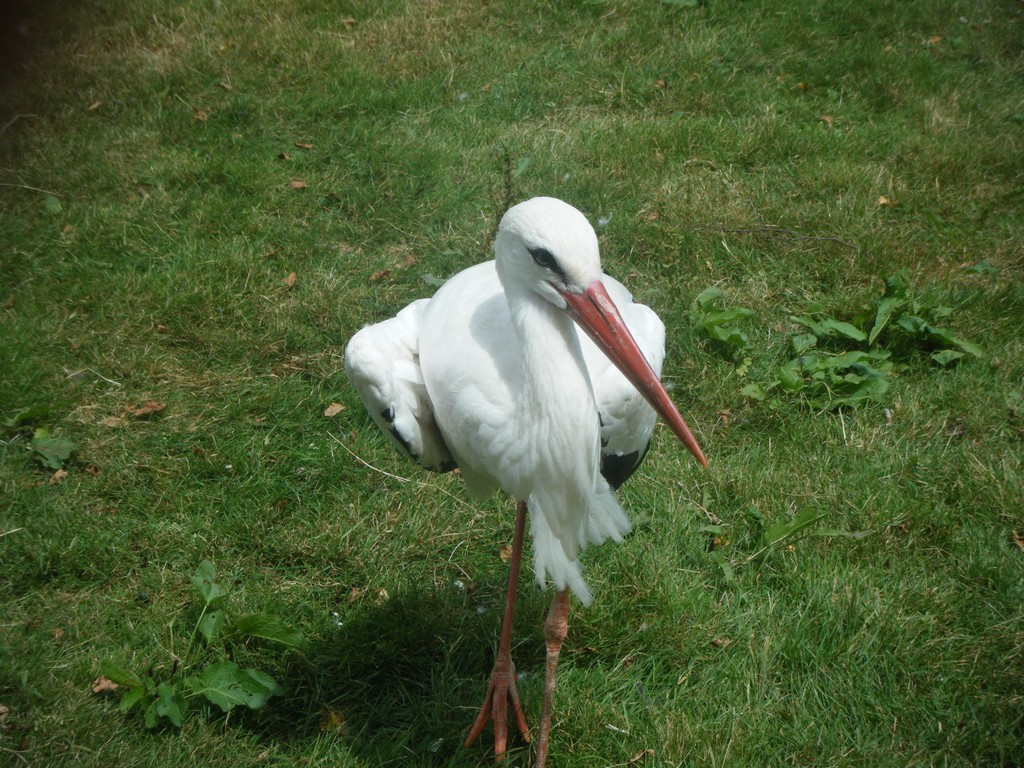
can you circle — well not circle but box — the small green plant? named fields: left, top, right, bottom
left=860, top=273, right=983, bottom=365
left=690, top=287, right=755, bottom=375
left=705, top=506, right=871, bottom=583
left=776, top=349, right=895, bottom=409
left=29, top=427, right=77, bottom=470
left=962, top=259, right=999, bottom=276
left=734, top=273, right=982, bottom=410
left=99, top=561, right=307, bottom=729
left=690, top=287, right=755, bottom=355
left=3, top=407, right=78, bottom=470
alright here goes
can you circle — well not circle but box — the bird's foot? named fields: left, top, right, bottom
left=464, top=655, right=531, bottom=760
left=534, top=589, right=570, bottom=768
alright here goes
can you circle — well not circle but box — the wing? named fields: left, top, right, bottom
left=344, top=299, right=456, bottom=473
left=581, top=274, right=666, bottom=489
left=416, top=262, right=513, bottom=499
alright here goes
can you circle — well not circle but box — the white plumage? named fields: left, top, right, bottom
left=344, top=197, right=706, bottom=765
left=346, top=201, right=671, bottom=604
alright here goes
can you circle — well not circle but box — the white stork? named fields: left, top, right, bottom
left=344, top=197, right=707, bottom=766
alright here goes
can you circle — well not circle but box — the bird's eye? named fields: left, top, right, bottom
left=529, top=247, right=557, bottom=270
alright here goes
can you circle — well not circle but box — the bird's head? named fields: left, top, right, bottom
left=494, top=197, right=709, bottom=469
left=494, top=196, right=603, bottom=309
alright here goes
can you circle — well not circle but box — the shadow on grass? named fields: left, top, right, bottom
left=259, top=587, right=545, bottom=766
left=0, top=0, right=70, bottom=84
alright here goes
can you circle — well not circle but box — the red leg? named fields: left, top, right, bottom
left=465, top=500, right=531, bottom=758
left=535, top=588, right=570, bottom=768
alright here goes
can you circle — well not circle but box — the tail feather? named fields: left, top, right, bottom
left=527, top=485, right=631, bottom=607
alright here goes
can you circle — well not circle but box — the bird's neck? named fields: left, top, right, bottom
left=501, top=283, right=605, bottom=537
left=506, top=286, right=596, bottom=434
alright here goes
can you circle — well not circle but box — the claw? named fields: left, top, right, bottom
left=465, top=501, right=531, bottom=759
left=465, top=657, right=531, bottom=757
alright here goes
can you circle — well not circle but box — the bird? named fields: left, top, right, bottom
left=344, top=196, right=707, bottom=766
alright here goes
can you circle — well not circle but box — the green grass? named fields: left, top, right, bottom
left=2, top=0, right=1022, bottom=765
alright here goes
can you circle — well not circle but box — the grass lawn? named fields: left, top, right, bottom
left=1, top=0, right=1022, bottom=765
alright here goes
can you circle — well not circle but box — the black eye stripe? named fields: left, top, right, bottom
left=528, top=247, right=563, bottom=276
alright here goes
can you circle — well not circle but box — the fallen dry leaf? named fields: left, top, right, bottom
left=711, top=637, right=729, bottom=648
left=278, top=151, right=292, bottom=161
left=820, top=114, right=834, bottom=127
left=0, top=704, right=8, bottom=723
left=290, top=180, right=308, bottom=190
left=655, top=79, right=667, bottom=89
left=1013, top=530, right=1024, bottom=550
left=87, top=101, right=102, bottom=111
left=295, top=142, right=313, bottom=150
left=926, top=34, right=943, bottom=46
left=878, top=195, right=894, bottom=206
left=84, top=465, right=102, bottom=477
left=101, top=415, right=125, bottom=428
left=370, top=269, right=391, bottom=282
left=92, top=676, right=119, bottom=694
left=628, top=749, right=656, bottom=764
left=324, top=402, right=346, bottom=418
left=49, top=469, right=68, bottom=485
left=341, top=17, right=357, bottom=28
left=125, top=401, right=165, bottom=419
left=405, top=253, right=419, bottom=267
left=53, top=628, right=65, bottom=643
left=194, top=108, right=208, bottom=122
left=218, top=81, right=233, bottom=90
left=285, top=271, right=298, bottom=288
left=499, top=544, right=514, bottom=563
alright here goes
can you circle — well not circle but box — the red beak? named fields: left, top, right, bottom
left=562, top=280, right=709, bottom=468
